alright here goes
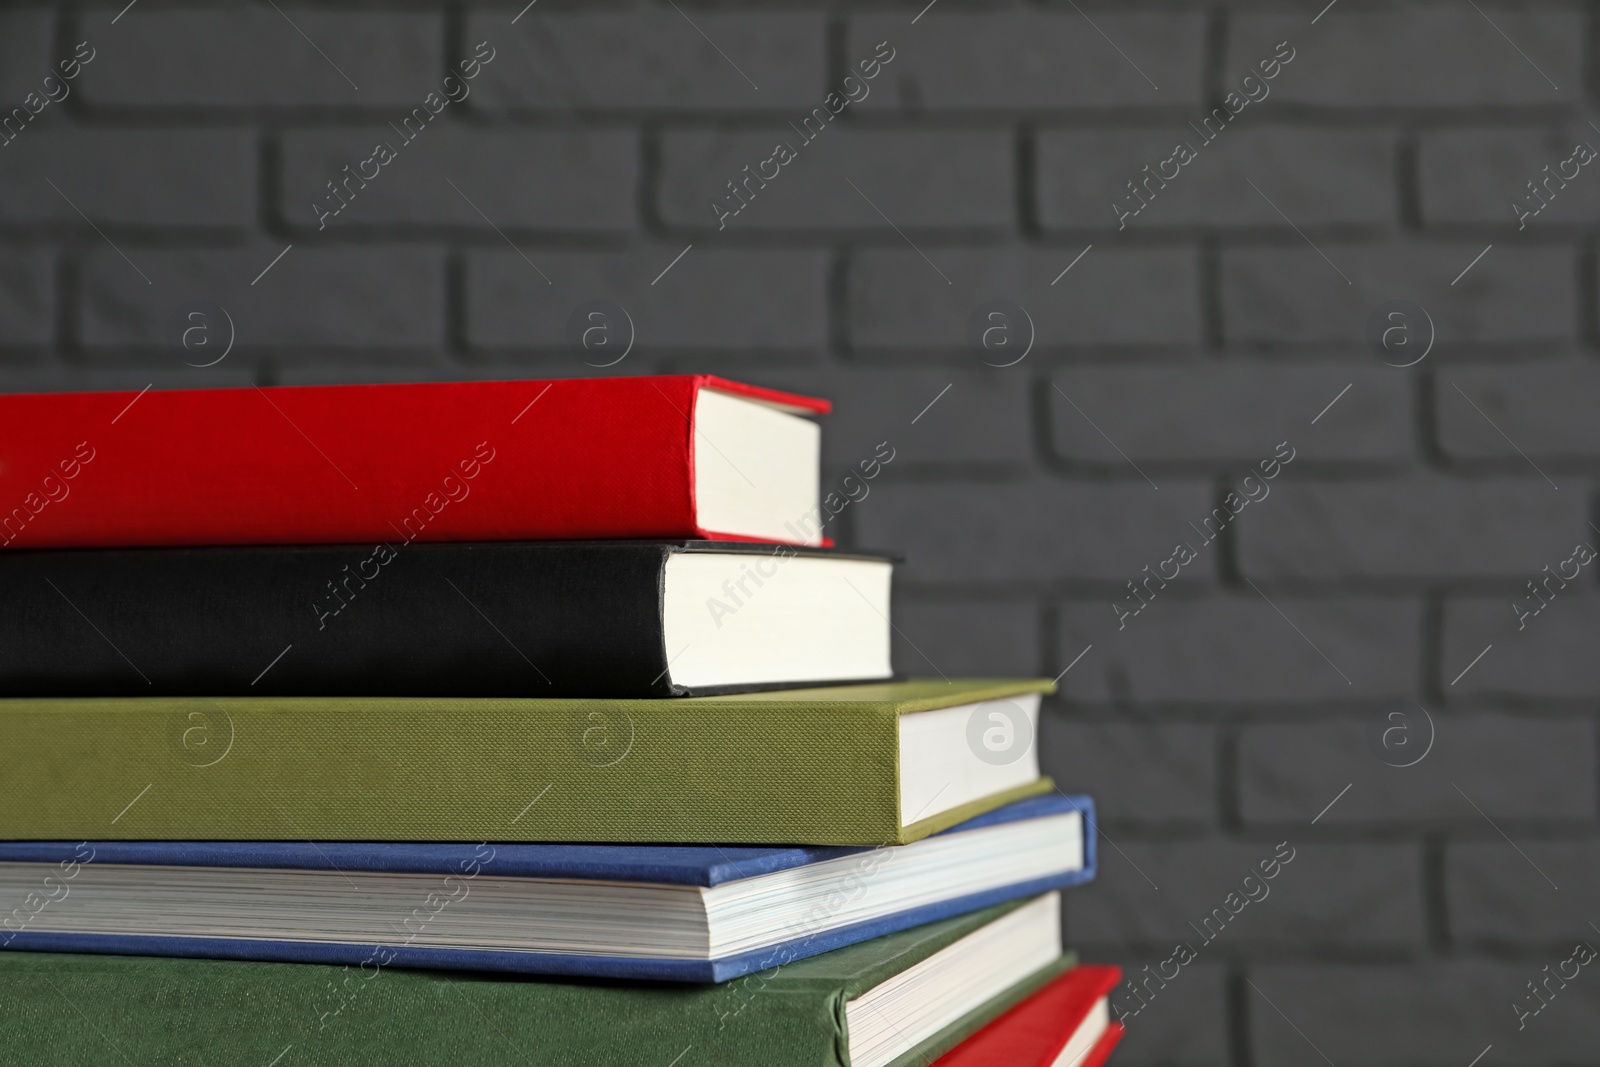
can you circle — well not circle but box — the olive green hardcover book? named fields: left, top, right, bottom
left=0, top=897, right=1075, bottom=1067
left=0, top=679, right=1053, bottom=845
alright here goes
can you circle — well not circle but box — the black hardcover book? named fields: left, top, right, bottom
left=0, top=541, right=894, bottom=697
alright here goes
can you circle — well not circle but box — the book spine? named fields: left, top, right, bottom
left=0, top=696, right=901, bottom=844
left=0, top=542, right=676, bottom=697
left=0, top=953, right=843, bottom=1065
left=0, top=906, right=1011, bottom=1066
left=0, top=376, right=711, bottom=549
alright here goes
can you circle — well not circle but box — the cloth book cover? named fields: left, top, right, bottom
left=0, top=900, right=1075, bottom=1067
left=934, top=964, right=1124, bottom=1067
left=0, top=680, right=1055, bottom=845
left=0, top=795, right=1096, bottom=982
left=0, top=540, right=894, bottom=697
left=0, top=374, right=827, bottom=549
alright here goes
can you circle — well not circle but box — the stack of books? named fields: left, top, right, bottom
left=0, top=375, right=1122, bottom=1066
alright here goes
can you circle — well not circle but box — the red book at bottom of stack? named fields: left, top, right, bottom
left=936, top=965, right=1124, bottom=1067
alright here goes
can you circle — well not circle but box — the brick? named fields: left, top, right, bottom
left=1443, top=594, right=1600, bottom=700
left=1237, top=479, right=1584, bottom=582
left=80, top=246, right=443, bottom=349
left=1420, top=128, right=1600, bottom=228
left=0, top=250, right=53, bottom=347
left=466, top=248, right=827, bottom=352
left=273, top=364, right=688, bottom=390
left=1088, top=961, right=1228, bottom=1067
left=849, top=11, right=1206, bottom=109
left=1229, top=11, right=1585, bottom=107
left=745, top=368, right=1032, bottom=468
left=1449, top=839, right=1600, bottom=948
left=1249, top=962, right=1599, bottom=1065
left=0, top=10, right=53, bottom=104
left=281, top=127, right=635, bottom=233
left=857, top=479, right=1214, bottom=585
left=889, top=600, right=1039, bottom=677
left=1442, top=364, right=1600, bottom=462
left=79, top=10, right=442, bottom=108
left=1039, top=720, right=1216, bottom=829
left=0, top=367, right=256, bottom=394
left=268, top=363, right=505, bottom=388
left=1067, top=840, right=1424, bottom=953
left=468, top=11, right=825, bottom=111
left=1238, top=715, right=1597, bottom=828
left=1056, top=597, right=1420, bottom=704
left=1049, top=365, right=1409, bottom=465
left=657, top=129, right=1013, bottom=232
left=1038, top=127, right=1396, bottom=231
left=850, top=247, right=1201, bottom=350
left=1220, top=243, right=1574, bottom=345
left=0, top=129, right=256, bottom=228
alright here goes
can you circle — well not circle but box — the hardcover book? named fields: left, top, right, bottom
left=0, top=375, right=829, bottom=549
left=0, top=540, right=893, bottom=697
left=0, top=680, right=1055, bottom=845
left=0, top=796, right=1095, bottom=982
left=934, top=963, right=1124, bottom=1067
left=0, top=897, right=1074, bottom=1067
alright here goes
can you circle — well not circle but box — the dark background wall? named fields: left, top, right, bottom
left=3, top=2, right=1598, bottom=1064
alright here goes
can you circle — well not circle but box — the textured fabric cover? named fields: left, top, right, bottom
left=0, top=795, right=1096, bottom=981
left=0, top=679, right=1053, bottom=844
left=0, top=871, right=1094, bottom=982
left=0, top=793, right=1090, bottom=883
left=0, top=540, right=892, bottom=698
left=0, top=374, right=826, bottom=549
left=0, top=900, right=1073, bottom=1067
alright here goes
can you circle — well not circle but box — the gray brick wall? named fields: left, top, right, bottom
left=2, top=3, right=1598, bottom=1065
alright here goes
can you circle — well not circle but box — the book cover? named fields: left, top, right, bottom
left=934, top=964, right=1124, bottom=1067
left=0, top=375, right=826, bottom=550
left=0, top=680, right=1055, bottom=845
left=0, top=540, right=892, bottom=697
left=0, top=900, right=1074, bottom=1067
left=0, top=795, right=1097, bottom=982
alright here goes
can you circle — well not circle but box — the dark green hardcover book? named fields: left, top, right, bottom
left=0, top=897, right=1073, bottom=1067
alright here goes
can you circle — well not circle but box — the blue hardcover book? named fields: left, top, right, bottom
left=0, top=795, right=1095, bottom=982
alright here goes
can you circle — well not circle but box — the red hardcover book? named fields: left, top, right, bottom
left=0, top=375, right=831, bottom=549
left=936, top=965, right=1124, bottom=1067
